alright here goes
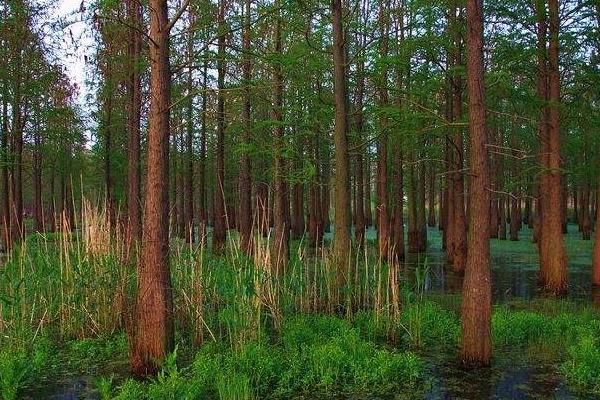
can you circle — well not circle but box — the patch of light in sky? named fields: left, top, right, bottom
left=45, top=0, right=95, bottom=141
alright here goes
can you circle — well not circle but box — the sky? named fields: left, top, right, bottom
left=45, top=0, right=95, bottom=137
left=50, top=0, right=93, bottom=110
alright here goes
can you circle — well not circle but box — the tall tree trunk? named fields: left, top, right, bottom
left=184, top=10, right=195, bottom=244
left=354, top=34, right=366, bottom=248
left=428, top=165, right=437, bottom=227
left=33, top=119, right=43, bottom=232
left=10, top=64, right=23, bottom=242
left=377, top=0, right=391, bottom=260
left=365, top=158, right=373, bottom=227
left=198, top=59, right=208, bottom=240
left=461, top=0, right=491, bottom=366
left=332, top=0, right=351, bottom=298
left=213, top=0, right=227, bottom=254
left=581, top=181, right=591, bottom=240
left=1, top=97, right=10, bottom=248
left=591, top=2, right=600, bottom=286
left=239, top=0, right=253, bottom=254
left=132, top=0, right=174, bottom=376
left=272, top=6, right=289, bottom=273
left=126, top=0, right=142, bottom=255
left=539, top=0, right=567, bottom=293
left=447, top=1, right=467, bottom=273
left=391, top=61, right=405, bottom=261
left=104, top=84, right=115, bottom=229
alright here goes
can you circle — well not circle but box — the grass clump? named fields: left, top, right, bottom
left=109, top=314, right=423, bottom=399
left=561, top=334, right=600, bottom=394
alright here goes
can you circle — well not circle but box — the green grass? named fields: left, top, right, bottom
left=2, top=220, right=600, bottom=398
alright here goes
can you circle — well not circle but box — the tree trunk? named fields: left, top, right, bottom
left=213, top=0, right=227, bottom=255
left=184, top=10, right=196, bottom=244
left=33, top=120, right=43, bottom=232
left=354, top=35, right=366, bottom=248
left=126, top=0, right=142, bottom=255
left=539, top=0, right=567, bottom=294
left=581, top=181, right=591, bottom=240
left=461, top=0, right=491, bottom=366
left=428, top=165, right=436, bottom=227
left=198, top=59, right=208, bottom=241
left=1, top=97, right=10, bottom=248
left=332, top=0, right=352, bottom=299
left=377, top=0, right=391, bottom=260
left=365, top=158, right=373, bottom=228
left=447, top=1, right=467, bottom=273
left=131, top=0, right=174, bottom=376
left=239, top=0, right=253, bottom=254
left=272, top=7, right=289, bottom=273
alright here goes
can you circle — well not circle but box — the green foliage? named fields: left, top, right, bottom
left=561, top=334, right=600, bottom=394
left=400, top=301, right=460, bottom=348
left=0, top=337, right=49, bottom=400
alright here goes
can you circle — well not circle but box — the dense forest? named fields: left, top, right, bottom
left=0, top=0, right=600, bottom=398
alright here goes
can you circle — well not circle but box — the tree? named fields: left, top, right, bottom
left=239, top=0, right=253, bottom=255
left=213, top=0, right=227, bottom=255
left=331, top=0, right=351, bottom=300
left=126, top=0, right=142, bottom=253
left=538, top=0, right=567, bottom=294
left=460, top=0, right=491, bottom=366
left=131, top=0, right=188, bottom=376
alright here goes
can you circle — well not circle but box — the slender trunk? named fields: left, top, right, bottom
left=1, top=97, right=10, bottom=248
left=592, top=3, right=600, bottom=285
left=104, top=84, right=115, bottom=229
left=184, top=11, right=196, bottom=244
left=213, top=0, right=227, bottom=254
left=239, top=0, right=253, bottom=254
left=460, top=0, right=491, bottom=366
left=10, top=67, right=23, bottom=242
left=391, top=64, right=404, bottom=261
left=448, top=1, right=467, bottom=273
left=272, top=7, right=288, bottom=273
left=198, top=59, right=208, bottom=240
left=354, top=39, right=366, bottom=247
left=428, top=165, right=436, bottom=227
left=33, top=120, right=43, bottom=232
left=132, top=0, right=174, bottom=376
left=365, top=158, right=373, bottom=227
left=581, top=181, right=591, bottom=240
left=377, top=0, right=391, bottom=260
left=126, top=0, right=142, bottom=254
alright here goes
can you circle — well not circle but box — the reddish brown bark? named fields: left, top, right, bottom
left=353, top=34, right=366, bottom=248
left=271, top=8, right=289, bottom=274
left=184, top=11, right=196, bottom=244
left=239, top=0, right=253, bottom=254
left=198, top=59, right=208, bottom=240
left=331, top=0, right=351, bottom=294
left=460, top=0, right=491, bottom=366
left=33, top=118, right=43, bottom=232
left=539, top=0, right=567, bottom=294
left=131, top=0, right=174, bottom=376
left=447, top=1, right=467, bottom=273
left=581, top=182, right=591, bottom=240
left=213, top=0, right=227, bottom=255
left=126, top=0, right=142, bottom=254
left=592, top=3, right=600, bottom=286
left=376, top=0, right=391, bottom=260
left=1, top=96, right=10, bottom=248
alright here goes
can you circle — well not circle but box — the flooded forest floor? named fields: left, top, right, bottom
left=4, top=224, right=600, bottom=399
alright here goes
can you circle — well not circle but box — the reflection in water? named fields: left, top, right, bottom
left=402, top=226, right=594, bottom=303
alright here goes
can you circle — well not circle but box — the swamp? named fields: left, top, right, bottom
left=1, top=0, right=600, bottom=398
